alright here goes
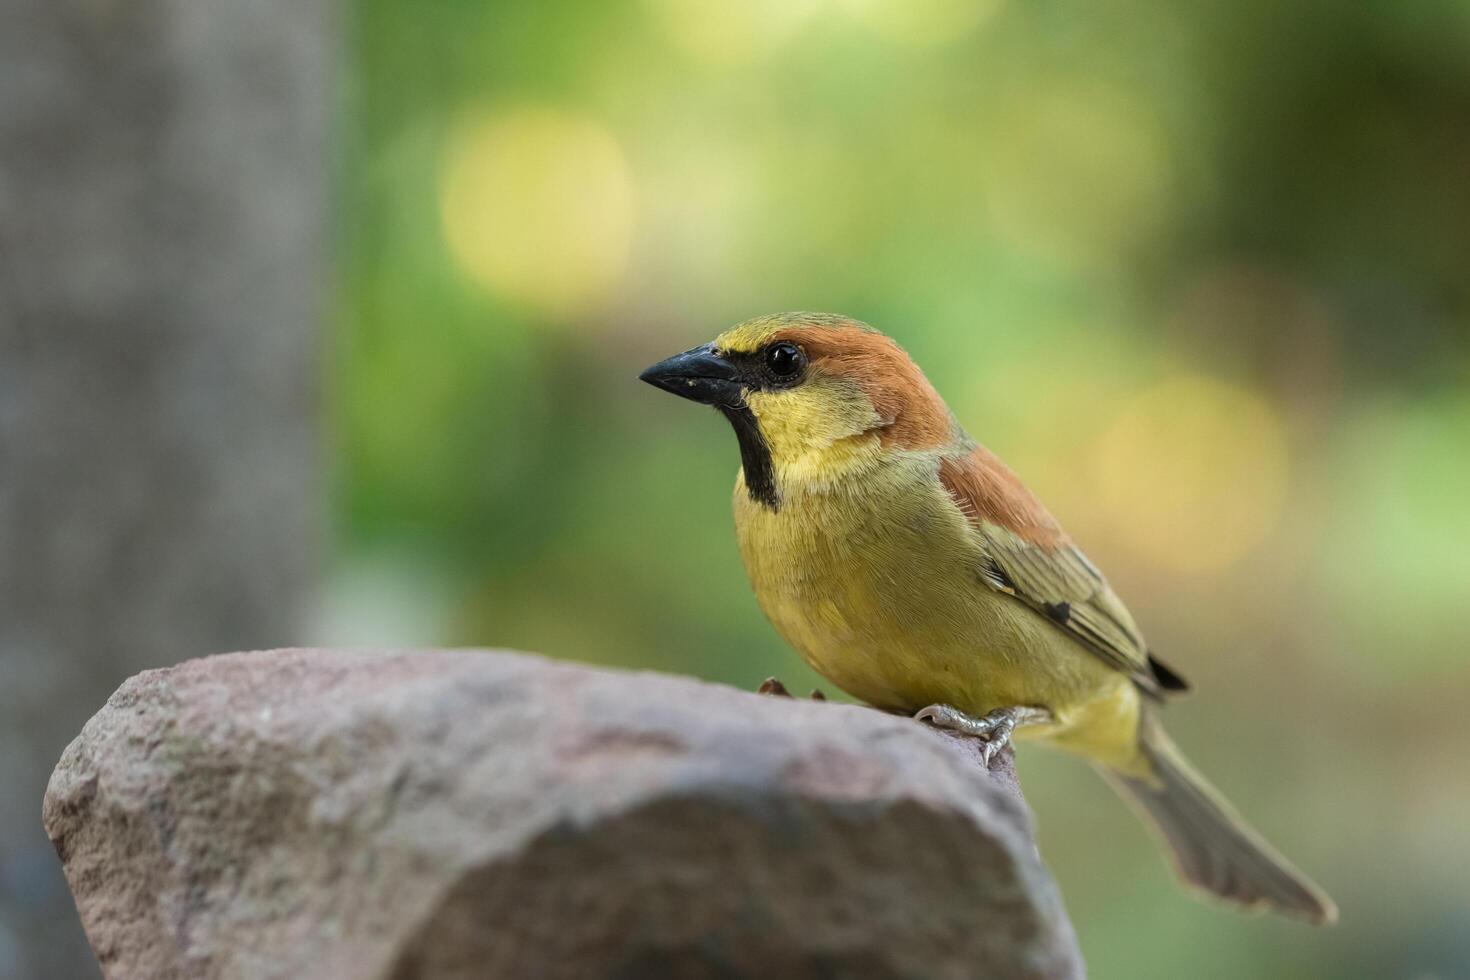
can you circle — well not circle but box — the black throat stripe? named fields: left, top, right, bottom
left=719, top=404, right=779, bottom=511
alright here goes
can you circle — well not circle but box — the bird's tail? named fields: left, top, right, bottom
left=1100, top=711, right=1337, bottom=924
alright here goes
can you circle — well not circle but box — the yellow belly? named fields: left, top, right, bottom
left=733, top=457, right=1142, bottom=769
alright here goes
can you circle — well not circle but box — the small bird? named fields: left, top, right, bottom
left=640, top=312, right=1335, bottom=924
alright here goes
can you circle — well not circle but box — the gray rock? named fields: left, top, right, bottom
left=43, top=649, right=1083, bottom=980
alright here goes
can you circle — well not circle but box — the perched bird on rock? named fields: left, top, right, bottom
left=640, top=312, right=1335, bottom=924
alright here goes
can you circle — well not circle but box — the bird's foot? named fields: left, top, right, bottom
left=758, top=677, right=827, bottom=700
left=914, top=704, right=1052, bottom=767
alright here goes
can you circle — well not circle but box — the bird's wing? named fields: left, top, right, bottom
left=937, top=445, right=1188, bottom=699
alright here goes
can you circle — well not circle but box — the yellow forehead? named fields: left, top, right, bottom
left=712, top=322, right=775, bottom=354
left=713, top=312, right=870, bottom=355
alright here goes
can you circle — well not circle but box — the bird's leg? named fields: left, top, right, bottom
left=758, top=677, right=827, bottom=700
left=914, top=704, right=1053, bottom=767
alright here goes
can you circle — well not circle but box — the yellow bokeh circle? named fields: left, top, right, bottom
left=1092, top=376, right=1290, bottom=574
left=440, top=107, right=636, bottom=317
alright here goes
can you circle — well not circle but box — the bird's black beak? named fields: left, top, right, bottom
left=638, top=343, right=745, bottom=408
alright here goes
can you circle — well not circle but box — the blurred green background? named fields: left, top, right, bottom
left=330, top=2, right=1469, bottom=977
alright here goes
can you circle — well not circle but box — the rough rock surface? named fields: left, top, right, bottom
left=44, top=649, right=1083, bottom=980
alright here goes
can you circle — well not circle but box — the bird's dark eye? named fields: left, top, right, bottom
left=765, top=342, right=805, bottom=380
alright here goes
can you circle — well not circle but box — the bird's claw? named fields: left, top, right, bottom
left=758, top=677, right=827, bottom=700
left=915, top=703, right=1022, bottom=768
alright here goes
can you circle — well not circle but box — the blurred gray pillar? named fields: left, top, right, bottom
left=0, top=1, right=332, bottom=976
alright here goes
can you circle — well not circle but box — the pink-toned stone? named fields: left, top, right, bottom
left=43, top=649, right=1082, bottom=980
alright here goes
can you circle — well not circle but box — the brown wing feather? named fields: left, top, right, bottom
left=939, top=446, right=1186, bottom=699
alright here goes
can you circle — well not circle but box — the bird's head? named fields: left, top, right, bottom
left=639, top=313, right=956, bottom=508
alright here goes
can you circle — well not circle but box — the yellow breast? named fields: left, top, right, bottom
left=732, top=447, right=1141, bottom=767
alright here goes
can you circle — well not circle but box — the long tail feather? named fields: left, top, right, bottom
left=1101, top=714, right=1337, bottom=924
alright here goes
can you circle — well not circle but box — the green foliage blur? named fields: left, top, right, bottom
left=333, top=2, right=1470, bottom=976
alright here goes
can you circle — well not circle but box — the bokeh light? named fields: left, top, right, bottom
left=439, top=107, right=635, bottom=317
left=1092, top=376, right=1290, bottom=574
